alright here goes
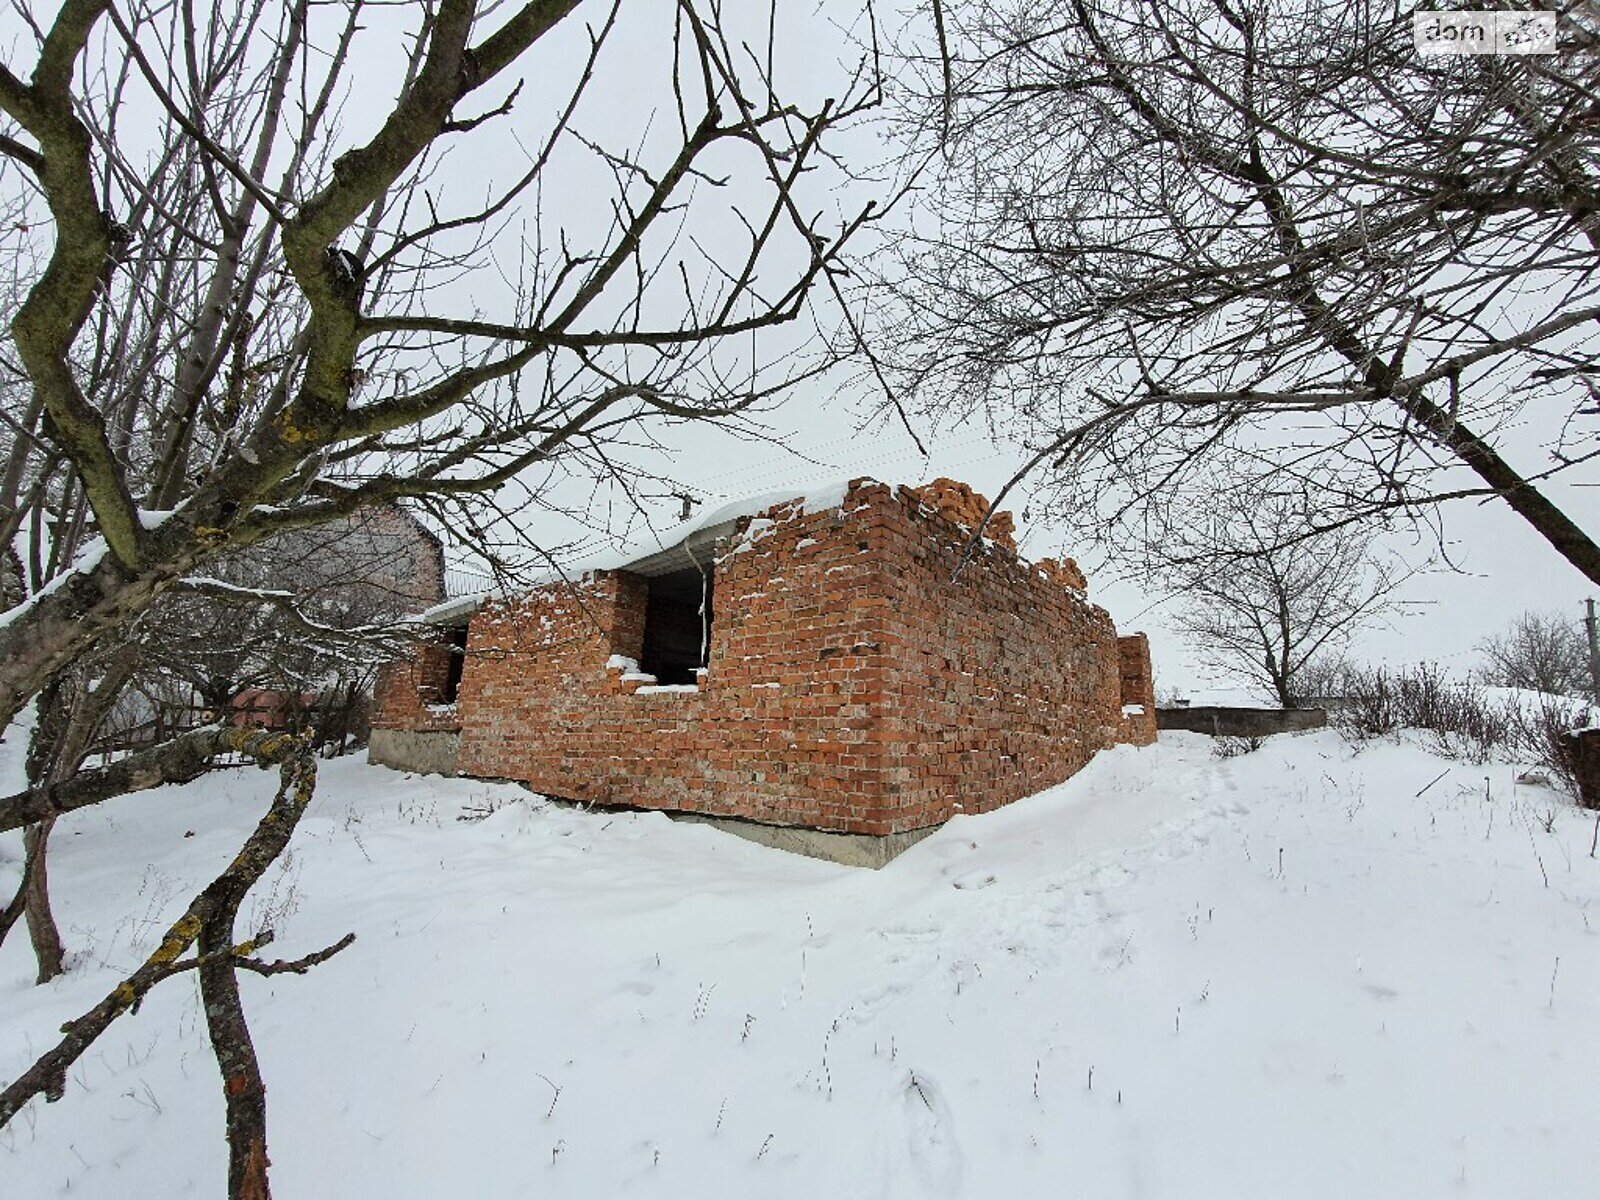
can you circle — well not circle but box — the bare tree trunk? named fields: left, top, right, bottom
left=15, top=652, right=140, bottom=979
left=20, top=820, right=63, bottom=982
left=199, top=915, right=271, bottom=1199
left=21, top=678, right=69, bottom=980
left=174, top=745, right=321, bottom=1200
left=15, top=647, right=139, bottom=981
left=0, top=742, right=325, bottom=1153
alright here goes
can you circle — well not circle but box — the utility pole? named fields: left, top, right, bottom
left=1586, top=598, right=1600, bottom=705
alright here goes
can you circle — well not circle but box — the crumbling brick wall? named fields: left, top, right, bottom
left=871, top=484, right=1150, bottom=830
left=373, top=639, right=461, bottom=734
left=910, top=477, right=1017, bottom=552
left=440, top=491, right=900, bottom=830
left=1118, top=633, right=1159, bottom=745
left=373, top=478, right=1155, bottom=836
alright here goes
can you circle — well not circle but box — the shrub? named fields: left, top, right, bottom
left=1335, top=663, right=1594, bottom=793
left=1335, top=663, right=1504, bottom=760
left=1504, top=695, right=1585, bottom=799
left=1213, top=735, right=1266, bottom=759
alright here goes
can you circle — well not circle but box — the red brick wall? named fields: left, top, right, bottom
left=441, top=489, right=899, bottom=830
left=373, top=640, right=461, bottom=733
left=1117, top=633, right=1159, bottom=746
left=373, top=479, right=1155, bottom=835
left=870, top=484, right=1142, bottom=830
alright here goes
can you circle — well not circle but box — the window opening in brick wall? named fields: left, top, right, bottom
left=440, top=622, right=469, bottom=704
left=640, top=565, right=712, bottom=685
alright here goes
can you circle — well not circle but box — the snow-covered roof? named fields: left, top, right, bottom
left=417, top=478, right=858, bottom=624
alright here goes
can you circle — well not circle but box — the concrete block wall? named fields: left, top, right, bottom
left=372, top=478, right=1156, bottom=836
left=1155, top=705, right=1326, bottom=738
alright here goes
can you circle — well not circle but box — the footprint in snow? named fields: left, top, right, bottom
left=1091, top=864, right=1132, bottom=887
left=949, top=869, right=996, bottom=890
left=853, top=981, right=912, bottom=1020
left=878, top=923, right=941, bottom=943
left=1203, top=762, right=1241, bottom=793
left=900, top=1070, right=964, bottom=1196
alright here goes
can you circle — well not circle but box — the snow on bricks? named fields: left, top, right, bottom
left=371, top=478, right=1157, bottom=840
left=372, top=640, right=461, bottom=733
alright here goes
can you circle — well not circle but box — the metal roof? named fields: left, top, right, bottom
left=416, top=518, right=740, bottom=624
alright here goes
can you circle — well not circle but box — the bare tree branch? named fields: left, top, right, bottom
left=869, top=0, right=1600, bottom=583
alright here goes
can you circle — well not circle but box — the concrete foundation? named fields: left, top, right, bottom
left=363, top=745, right=936, bottom=867
left=667, top=811, right=939, bottom=868
left=368, top=727, right=461, bottom=776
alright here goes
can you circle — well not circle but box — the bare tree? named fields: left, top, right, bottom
left=868, top=0, right=1600, bottom=583
left=123, top=506, right=445, bottom=728
left=0, top=638, right=138, bottom=980
left=1162, top=496, right=1413, bottom=707
left=1476, top=609, right=1592, bottom=697
left=0, top=2, right=877, bottom=1194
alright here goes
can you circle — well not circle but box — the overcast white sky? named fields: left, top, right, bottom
left=9, top=0, right=1596, bottom=695
left=452, top=0, right=1598, bottom=695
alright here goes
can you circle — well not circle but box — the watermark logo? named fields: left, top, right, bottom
left=1413, top=10, right=1557, bottom=55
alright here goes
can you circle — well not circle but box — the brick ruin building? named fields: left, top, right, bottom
left=370, top=478, right=1156, bottom=864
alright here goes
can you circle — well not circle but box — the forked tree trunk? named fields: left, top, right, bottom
left=17, top=649, right=138, bottom=982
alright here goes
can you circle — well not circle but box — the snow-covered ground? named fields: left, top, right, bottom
left=2, top=729, right=1598, bottom=1198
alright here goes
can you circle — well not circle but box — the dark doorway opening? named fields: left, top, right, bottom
left=440, top=622, right=469, bottom=704
left=640, top=566, right=712, bottom=685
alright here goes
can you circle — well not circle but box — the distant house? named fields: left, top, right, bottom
left=132, top=504, right=447, bottom=737
left=370, top=478, right=1156, bottom=864
left=247, top=503, right=447, bottom=622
